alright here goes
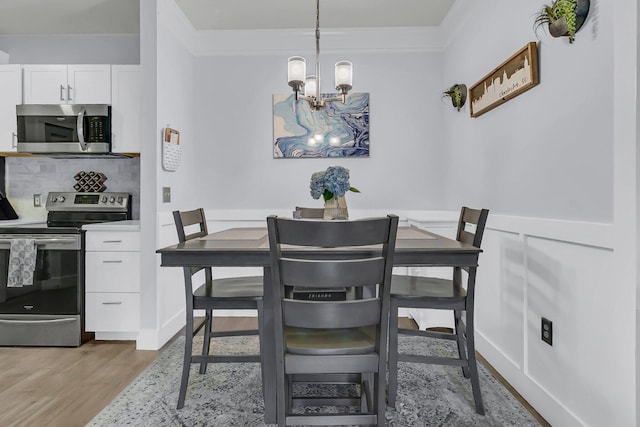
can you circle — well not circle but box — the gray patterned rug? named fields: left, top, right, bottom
left=88, top=335, right=539, bottom=426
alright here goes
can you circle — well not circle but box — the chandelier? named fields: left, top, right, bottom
left=287, top=0, right=353, bottom=111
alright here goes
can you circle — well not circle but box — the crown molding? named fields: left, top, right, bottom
left=158, top=0, right=455, bottom=56
left=157, top=0, right=448, bottom=57
left=187, top=26, right=446, bottom=56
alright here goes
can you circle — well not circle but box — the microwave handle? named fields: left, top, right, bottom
left=77, top=108, right=88, bottom=151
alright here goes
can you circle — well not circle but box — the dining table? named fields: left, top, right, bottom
left=157, top=223, right=482, bottom=423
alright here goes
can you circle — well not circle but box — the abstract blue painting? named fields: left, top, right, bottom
left=273, top=93, right=369, bottom=158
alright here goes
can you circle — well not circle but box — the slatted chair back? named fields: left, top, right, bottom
left=173, top=208, right=208, bottom=242
left=455, top=207, right=489, bottom=274
left=173, top=208, right=211, bottom=280
left=267, top=215, right=399, bottom=426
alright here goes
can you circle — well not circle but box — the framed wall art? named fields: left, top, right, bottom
left=273, top=93, right=369, bottom=158
left=469, top=42, right=539, bottom=118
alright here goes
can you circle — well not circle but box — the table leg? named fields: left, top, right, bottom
left=261, top=266, right=276, bottom=423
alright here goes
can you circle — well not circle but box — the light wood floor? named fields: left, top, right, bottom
left=0, top=318, right=549, bottom=427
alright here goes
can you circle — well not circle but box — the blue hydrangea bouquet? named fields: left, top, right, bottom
left=310, top=166, right=360, bottom=202
left=309, top=166, right=359, bottom=220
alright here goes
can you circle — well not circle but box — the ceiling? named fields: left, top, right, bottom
left=0, top=0, right=456, bottom=35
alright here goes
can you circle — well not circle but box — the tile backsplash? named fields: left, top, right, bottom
left=5, top=157, right=140, bottom=220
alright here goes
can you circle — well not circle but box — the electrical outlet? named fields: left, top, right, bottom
left=541, top=317, right=553, bottom=346
left=162, top=187, right=171, bottom=203
left=33, top=193, right=42, bottom=207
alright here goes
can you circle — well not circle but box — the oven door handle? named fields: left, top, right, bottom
left=0, top=238, right=78, bottom=245
left=0, top=318, right=77, bottom=324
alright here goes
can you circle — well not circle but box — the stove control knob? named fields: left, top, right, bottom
left=109, top=196, right=116, bottom=203
left=101, top=196, right=108, bottom=203
left=51, top=196, right=58, bottom=202
left=58, top=196, right=65, bottom=202
left=116, top=196, right=123, bottom=204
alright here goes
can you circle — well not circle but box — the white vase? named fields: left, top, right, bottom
left=323, top=196, right=349, bottom=220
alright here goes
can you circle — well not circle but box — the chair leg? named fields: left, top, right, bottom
left=454, top=309, right=469, bottom=378
left=200, top=309, right=213, bottom=374
left=387, top=299, right=400, bottom=407
left=275, top=356, right=287, bottom=427
left=256, top=300, right=266, bottom=396
left=375, top=371, right=385, bottom=427
left=465, top=308, right=484, bottom=415
left=361, top=372, right=375, bottom=412
left=177, top=313, right=195, bottom=409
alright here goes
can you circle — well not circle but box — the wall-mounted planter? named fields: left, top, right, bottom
left=442, top=84, right=467, bottom=111
left=535, top=0, right=590, bottom=44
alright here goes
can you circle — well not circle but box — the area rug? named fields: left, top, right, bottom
left=88, top=335, right=539, bottom=426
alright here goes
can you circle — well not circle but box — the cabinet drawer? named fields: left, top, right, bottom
left=85, top=252, right=140, bottom=292
left=86, top=292, right=140, bottom=332
left=86, top=231, right=140, bottom=251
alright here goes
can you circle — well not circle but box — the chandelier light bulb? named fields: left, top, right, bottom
left=304, top=76, right=318, bottom=98
left=287, top=56, right=306, bottom=87
left=335, top=61, right=353, bottom=90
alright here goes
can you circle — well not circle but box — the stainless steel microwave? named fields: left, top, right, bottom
left=16, top=104, right=111, bottom=154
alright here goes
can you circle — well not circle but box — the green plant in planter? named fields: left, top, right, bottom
left=442, top=84, right=467, bottom=111
left=534, top=0, right=589, bottom=44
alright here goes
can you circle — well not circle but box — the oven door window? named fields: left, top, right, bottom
left=0, top=247, right=80, bottom=315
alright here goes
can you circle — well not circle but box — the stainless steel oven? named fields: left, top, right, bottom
left=0, top=192, right=131, bottom=347
left=0, top=232, right=84, bottom=346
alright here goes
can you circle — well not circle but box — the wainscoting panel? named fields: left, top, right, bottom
left=476, top=228, right=525, bottom=371
left=475, top=214, right=614, bottom=427
left=525, top=235, right=614, bottom=427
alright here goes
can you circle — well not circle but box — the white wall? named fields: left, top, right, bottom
left=137, top=0, right=160, bottom=346
left=439, top=1, right=635, bottom=426
left=138, top=0, right=199, bottom=349
left=154, top=0, right=197, bottom=344
left=190, top=51, right=446, bottom=211
left=440, top=1, right=613, bottom=223
left=0, top=34, right=139, bottom=64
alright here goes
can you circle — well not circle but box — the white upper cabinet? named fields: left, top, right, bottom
left=111, top=65, right=140, bottom=153
left=23, top=64, right=111, bottom=105
left=0, top=65, right=22, bottom=152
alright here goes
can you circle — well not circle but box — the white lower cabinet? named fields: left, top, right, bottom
left=85, top=230, right=140, bottom=339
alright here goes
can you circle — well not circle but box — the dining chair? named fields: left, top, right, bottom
left=267, top=215, right=399, bottom=427
left=387, top=207, right=489, bottom=415
left=172, top=208, right=264, bottom=409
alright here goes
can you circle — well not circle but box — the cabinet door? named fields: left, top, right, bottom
left=86, top=292, right=140, bottom=332
left=68, top=64, right=111, bottom=104
left=0, top=65, right=22, bottom=152
left=111, top=65, right=140, bottom=153
left=23, top=65, right=67, bottom=104
left=85, top=251, right=141, bottom=292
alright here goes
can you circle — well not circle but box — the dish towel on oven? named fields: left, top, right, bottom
left=8, top=238, right=36, bottom=287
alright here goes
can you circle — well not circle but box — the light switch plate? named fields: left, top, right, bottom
left=162, top=187, right=171, bottom=203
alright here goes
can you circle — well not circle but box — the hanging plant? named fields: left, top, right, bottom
left=441, top=84, right=467, bottom=111
left=534, top=0, right=590, bottom=44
